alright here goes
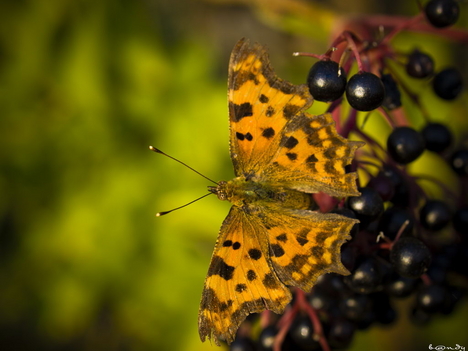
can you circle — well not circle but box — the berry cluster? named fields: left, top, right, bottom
left=229, top=1, right=467, bottom=350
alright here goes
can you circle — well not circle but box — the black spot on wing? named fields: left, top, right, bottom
left=245, top=132, right=253, bottom=141
left=233, top=242, right=241, bottom=250
left=263, top=273, right=280, bottom=289
left=219, top=300, right=234, bottom=312
left=283, top=104, right=300, bottom=120
left=235, top=284, right=247, bottom=293
left=230, top=102, right=253, bottom=122
left=248, top=248, right=262, bottom=260
left=208, top=255, right=235, bottom=281
left=281, top=136, right=299, bottom=149
left=247, top=270, right=257, bottom=281
left=266, top=106, right=275, bottom=117
left=286, top=153, right=297, bottom=161
left=271, top=244, right=285, bottom=257
left=306, top=154, right=318, bottom=163
left=236, top=132, right=244, bottom=141
left=259, top=94, right=269, bottom=103
left=223, top=240, right=232, bottom=247
left=296, top=228, right=310, bottom=246
left=262, top=127, right=275, bottom=139
left=231, top=71, right=259, bottom=90
left=324, top=148, right=336, bottom=159
left=276, top=233, right=287, bottom=242
left=311, top=246, right=324, bottom=258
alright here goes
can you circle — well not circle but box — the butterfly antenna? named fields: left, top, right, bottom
left=149, top=146, right=218, bottom=185
left=156, top=192, right=212, bottom=216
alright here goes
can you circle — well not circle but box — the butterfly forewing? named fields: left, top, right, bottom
left=228, top=38, right=313, bottom=178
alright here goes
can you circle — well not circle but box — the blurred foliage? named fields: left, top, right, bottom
left=0, top=0, right=467, bottom=350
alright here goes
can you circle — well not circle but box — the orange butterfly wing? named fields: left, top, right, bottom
left=228, top=38, right=363, bottom=197
left=198, top=206, right=292, bottom=345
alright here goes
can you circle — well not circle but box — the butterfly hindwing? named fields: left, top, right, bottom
left=198, top=206, right=292, bottom=345
left=263, top=112, right=364, bottom=197
left=263, top=207, right=356, bottom=292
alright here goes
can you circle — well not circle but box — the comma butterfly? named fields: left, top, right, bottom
left=196, top=38, right=363, bottom=345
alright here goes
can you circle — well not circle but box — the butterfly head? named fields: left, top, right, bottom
left=208, top=181, right=228, bottom=201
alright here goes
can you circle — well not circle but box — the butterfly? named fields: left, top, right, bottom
left=197, top=38, right=364, bottom=345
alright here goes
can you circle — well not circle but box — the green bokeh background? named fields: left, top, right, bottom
left=1, top=1, right=467, bottom=350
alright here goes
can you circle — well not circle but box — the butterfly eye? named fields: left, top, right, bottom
left=218, top=192, right=227, bottom=201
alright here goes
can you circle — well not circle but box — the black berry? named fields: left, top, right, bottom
left=258, top=326, right=277, bottom=351
left=385, top=274, right=418, bottom=298
left=307, top=60, right=347, bottom=102
left=327, top=319, right=356, bottom=349
left=381, top=74, right=401, bottom=110
left=419, top=200, right=451, bottom=231
left=230, top=336, right=256, bottom=351
left=367, top=171, right=396, bottom=202
left=416, top=284, right=446, bottom=313
left=420, top=123, right=452, bottom=152
left=347, top=187, right=384, bottom=225
left=377, top=207, right=414, bottom=240
left=381, top=166, right=411, bottom=206
left=450, top=149, right=468, bottom=175
left=387, top=126, right=425, bottom=164
left=390, top=237, right=432, bottom=278
left=344, top=256, right=383, bottom=293
left=433, top=67, right=463, bottom=100
left=406, top=49, right=435, bottom=78
left=346, top=72, right=385, bottom=111
left=425, top=0, right=460, bottom=28
left=288, top=316, right=320, bottom=350
left=339, top=294, right=371, bottom=321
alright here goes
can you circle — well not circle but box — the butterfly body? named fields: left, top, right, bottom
left=198, top=38, right=364, bottom=345
left=208, top=177, right=314, bottom=211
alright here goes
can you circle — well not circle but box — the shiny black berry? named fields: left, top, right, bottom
left=385, top=274, right=418, bottom=298
left=387, top=126, right=425, bottom=164
left=425, top=0, right=460, bottom=28
left=289, top=316, right=320, bottom=350
left=230, top=336, right=256, bottom=351
left=453, top=206, right=468, bottom=233
left=377, top=207, right=414, bottom=240
left=346, top=72, right=385, bottom=111
left=381, top=166, right=410, bottom=206
left=381, top=74, right=401, bottom=110
left=416, top=284, right=447, bottom=313
left=419, top=200, right=451, bottom=231
left=347, top=187, right=384, bottom=225
left=406, top=49, right=435, bottom=78
left=307, top=60, right=347, bottom=102
left=327, top=319, right=356, bottom=349
left=339, top=294, right=371, bottom=322
left=344, top=256, right=383, bottom=293
left=433, top=67, right=463, bottom=100
left=420, top=123, right=452, bottom=152
left=450, top=149, right=468, bottom=175
left=258, top=326, right=277, bottom=351
left=367, top=171, right=396, bottom=201
left=390, top=237, right=432, bottom=278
